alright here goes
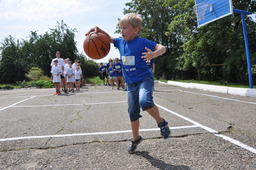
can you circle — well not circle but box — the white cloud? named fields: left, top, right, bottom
left=0, top=0, right=132, bottom=63
left=0, top=0, right=93, bottom=21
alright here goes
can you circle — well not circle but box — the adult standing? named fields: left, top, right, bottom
left=50, top=51, right=68, bottom=93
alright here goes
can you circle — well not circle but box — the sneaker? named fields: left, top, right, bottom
left=158, top=119, right=171, bottom=139
left=128, top=136, right=142, bottom=154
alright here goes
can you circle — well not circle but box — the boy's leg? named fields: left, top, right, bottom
left=75, top=82, right=78, bottom=89
left=110, top=78, right=114, bottom=89
left=140, top=77, right=171, bottom=138
left=54, top=83, right=57, bottom=93
left=127, top=83, right=143, bottom=153
left=146, top=105, right=163, bottom=124
left=131, top=119, right=140, bottom=140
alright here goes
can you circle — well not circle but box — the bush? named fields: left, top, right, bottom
left=0, top=85, right=14, bottom=90
left=86, top=76, right=102, bottom=85
left=35, top=80, right=53, bottom=88
left=16, top=80, right=54, bottom=88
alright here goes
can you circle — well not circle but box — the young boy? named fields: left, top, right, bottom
left=74, top=65, right=82, bottom=91
left=98, top=62, right=107, bottom=86
left=86, top=13, right=170, bottom=154
left=66, top=62, right=75, bottom=92
left=108, top=62, right=117, bottom=90
left=51, top=59, right=62, bottom=95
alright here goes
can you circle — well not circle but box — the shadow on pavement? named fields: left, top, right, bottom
left=135, top=151, right=191, bottom=170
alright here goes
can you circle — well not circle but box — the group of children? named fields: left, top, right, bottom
left=99, top=57, right=155, bottom=91
left=98, top=58, right=125, bottom=90
left=50, top=51, right=83, bottom=95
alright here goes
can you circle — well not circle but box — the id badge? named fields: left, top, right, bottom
left=122, top=56, right=135, bottom=66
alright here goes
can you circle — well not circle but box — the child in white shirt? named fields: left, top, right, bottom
left=66, top=62, right=75, bottom=92
left=51, top=59, right=62, bottom=95
left=74, top=66, right=82, bottom=91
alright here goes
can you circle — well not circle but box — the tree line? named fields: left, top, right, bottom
left=0, top=21, right=99, bottom=84
left=0, top=0, right=255, bottom=85
left=123, top=0, right=256, bottom=85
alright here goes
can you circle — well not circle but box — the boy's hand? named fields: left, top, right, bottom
left=85, top=26, right=111, bottom=40
left=85, top=26, right=99, bottom=36
left=141, top=47, right=154, bottom=62
left=142, top=44, right=166, bottom=61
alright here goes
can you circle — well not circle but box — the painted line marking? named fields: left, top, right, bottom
left=215, top=134, right=256, bottom=154
left=1, top=89, right=255, bottom=154
left=0, top=125, right=198, bottom=142
left=0, top=90, right=123, bottom=100
left=0, top=96, right=36, bottom=112
left=156, top=104, right=218, bottom=133
left=12, top=101, right=127, bottom=108
left=156, top=103, right=256, bottom=154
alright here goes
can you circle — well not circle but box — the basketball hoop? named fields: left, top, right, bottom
left=247, top=13, right=256, bottom=23
left=194, top=3, right=213, bottom=21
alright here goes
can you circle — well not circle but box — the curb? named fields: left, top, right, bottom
left=158, top=81, right=256, bottom=98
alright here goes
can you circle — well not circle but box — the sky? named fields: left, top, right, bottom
left=0, top=0, right=132, bottom=63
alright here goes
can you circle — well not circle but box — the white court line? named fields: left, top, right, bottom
left=1, top=92, right=255, bottom=154
left=13, top=101, right=127, bottom=108
left=0, top=96, right=36, bottom=112
left=0, top=125, right=198, bottom=142
left=156, top=103, right=256, bottom=154
left=179, top=90, right=256, bottom=105
left=0, top=90, right=123, bottom=100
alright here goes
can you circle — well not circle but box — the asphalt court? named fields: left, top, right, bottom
left=0, top=83, right=256, bottom=155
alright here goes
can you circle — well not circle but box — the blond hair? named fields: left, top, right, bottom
left=119, top=13, right=142, bottom=34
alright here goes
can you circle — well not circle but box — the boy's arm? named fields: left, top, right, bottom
left=141, top=44, right=166, bottom=61
left=86, top=26, right=114, bottom=44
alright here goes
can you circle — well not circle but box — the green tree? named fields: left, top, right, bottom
left=123, top=0, right=174, bottom=79
left=0, top=37, right=27, bottom=83
left=28, top=20, right=79, bottom=76
left=0, top=21, right=100, bottom=82
left=165, top=0, right=255, bottom=84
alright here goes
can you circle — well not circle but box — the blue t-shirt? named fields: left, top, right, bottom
left=114, top=37, right=157, bottom=84
left=146, top=59, right=154, bottom=72
left=98, top=66, right=107, bottom=73
left=108, top=67, right=116, bottom=77
left=98, top=65, right=107, bottom=73
left=114, top=62, right=123, bottom=76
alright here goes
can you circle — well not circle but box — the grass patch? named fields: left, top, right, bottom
left=158, top=78, right=168, bottom=83
left=86, top=76, right=102, bottom=85
left=26, top=67, right=47, bottom=81
left=0, top=148, right=8, bottom=152
left=16, top=80, right=54, bottom=88
left=0, top=84, right=15, bottom=90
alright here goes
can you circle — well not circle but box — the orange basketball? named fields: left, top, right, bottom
left=83, top=32, right=110, bottom=60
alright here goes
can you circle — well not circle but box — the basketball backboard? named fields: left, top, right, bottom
left=194, top=0, right=233, bottom=27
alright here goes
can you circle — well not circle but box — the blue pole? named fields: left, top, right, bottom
left=233, top=9, right=253, bottom=88
left=240, top=13, right=253, bottom=88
